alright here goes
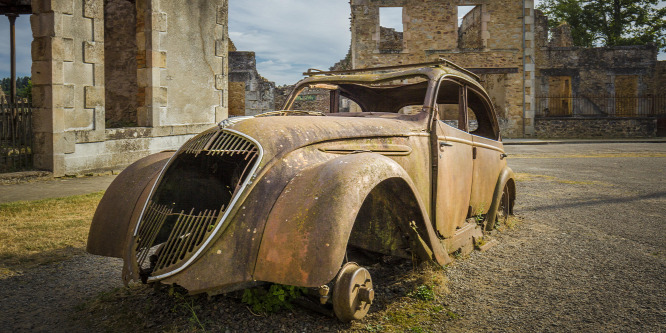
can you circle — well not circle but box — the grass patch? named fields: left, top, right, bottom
left=0, top=191, right=103, bottom=277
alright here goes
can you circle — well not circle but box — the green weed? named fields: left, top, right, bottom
left=241, top=284, right=307, bottom=314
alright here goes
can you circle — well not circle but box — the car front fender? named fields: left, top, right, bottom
left=86, top=151, right=174, bottom=258
left=253, top=152, right=449, bottom=287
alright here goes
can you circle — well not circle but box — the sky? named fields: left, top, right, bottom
left=0, top=0, right=664, bottom=86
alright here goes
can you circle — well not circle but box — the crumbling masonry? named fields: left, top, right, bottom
left=350, top=0, right=536, bottom=137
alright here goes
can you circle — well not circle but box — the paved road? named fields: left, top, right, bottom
left=0, top=142, right=664, bottom=332
left=441, top=142, right=666, bottom=332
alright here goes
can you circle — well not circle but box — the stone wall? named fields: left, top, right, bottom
left=350, top=0, right=535, bottom=138
left=535, top=118, right=657, bottom=138
left=104, top=0, right=138, bottom=128
left=228, top=51, right=275, bottom=116
left=30, top=0, right=229, bottom=176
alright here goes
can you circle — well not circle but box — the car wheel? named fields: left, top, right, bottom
left=332, top=262, right=374, bottom=322
left=489, top=183, right=510, bottom=231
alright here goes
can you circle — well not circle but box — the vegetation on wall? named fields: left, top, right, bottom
left=537, top=0, right=666, bottom=51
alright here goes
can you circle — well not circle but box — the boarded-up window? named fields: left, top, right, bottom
left=615, top=75, right=638, bottom=117
left=548, top=76, right=572, bottom=116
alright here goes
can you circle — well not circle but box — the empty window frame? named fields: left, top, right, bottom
left=378, top=7, right=404, bottom=52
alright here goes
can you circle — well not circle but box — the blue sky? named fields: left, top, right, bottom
left=1, top=0, right=664, bottom=86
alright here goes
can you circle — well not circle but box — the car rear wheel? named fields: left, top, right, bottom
left=489, top=183, right=510, bottom=231
left=332, top=262, right=374, bottom=322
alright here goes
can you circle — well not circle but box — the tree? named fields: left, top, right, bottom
left=1, top=76, right=32, bottom=102
left=537, top=0, right=666, bottom=52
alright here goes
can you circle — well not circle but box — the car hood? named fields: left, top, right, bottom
left=225, top=113, right=428, bottom=166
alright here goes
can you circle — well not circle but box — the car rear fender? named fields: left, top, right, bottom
left=253, top=152, right=449, bottom=287
left=86, top=151, right=175, bottom=258
left=485, top=165, right=516, bottom=227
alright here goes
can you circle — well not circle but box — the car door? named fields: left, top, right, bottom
left=467, top=86, right=505, bottom=216
left=434, top=82, right=473, bottom=239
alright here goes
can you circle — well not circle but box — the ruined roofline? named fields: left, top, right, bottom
left=303, top=59, right=481, bottom=82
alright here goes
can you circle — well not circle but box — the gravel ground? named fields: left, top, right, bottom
left=0, top=143, right=664, bottom=332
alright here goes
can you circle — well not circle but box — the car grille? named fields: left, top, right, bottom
left=132, top=129, right=260, bottom=279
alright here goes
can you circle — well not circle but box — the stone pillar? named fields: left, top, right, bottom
left=136, top=0, right=166, bottom=127
left=523, top=0, right=536, bottom=137
left=214, top=1, right=229, bottom=122
left=31, top=0, right=105, bottom=176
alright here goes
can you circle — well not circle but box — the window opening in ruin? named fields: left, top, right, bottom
left=547, top=76, right=572, bottom=116
left=457, top=5, right=483, bottom=50
left=378, top=7, right=404, bottom=53
left=104, top=0, right=139, bottom=128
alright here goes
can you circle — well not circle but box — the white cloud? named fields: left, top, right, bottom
left=228, top=0, right=351, bottom=85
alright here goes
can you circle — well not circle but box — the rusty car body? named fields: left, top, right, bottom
left=87, top=60, right=515, bottom=321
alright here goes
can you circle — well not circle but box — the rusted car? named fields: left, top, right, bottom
left=87, top=60, right=515, bottom=321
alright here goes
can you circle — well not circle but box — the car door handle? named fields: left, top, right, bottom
left=500, top=153, right=508, bottom=160
left=439, top=142, right=453, bottom=147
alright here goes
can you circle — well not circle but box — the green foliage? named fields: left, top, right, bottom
left=408, top=284, right=435, bottom=301
left=537, top=0, right=666, bottom=52
left=1, top=76, right=32, bottom=102
left=241, top=284, right=307, bottom=314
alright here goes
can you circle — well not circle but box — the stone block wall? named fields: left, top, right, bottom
left=228, top=51, right=276, bottom=116
left=350, top=0, right=535, bottom=138
left=30, top=0, right=229, bottom=176
left=31, top=0, right=106, bottom=174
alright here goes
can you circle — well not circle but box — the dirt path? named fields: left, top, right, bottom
left=1, top=143, right=664, bottom=332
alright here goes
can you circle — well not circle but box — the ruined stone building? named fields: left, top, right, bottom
left=349, top=0, right=665, bottom=138
left=533, top=15, right=666, bottom=137
left=228, top=42, right=276, bottom=117
left=350, top=0, right=537, bottom=137
left=28, top=0, right=229, bottom=176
